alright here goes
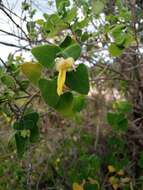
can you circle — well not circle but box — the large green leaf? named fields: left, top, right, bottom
left=72, top=95, right=86, bottom=112
left=66, top=64, right=89, bottom=94
left=31, top=45, right=61, bottom=69
left=30, top=125, right=39, bottom=143
left=23, top=112, right=39, bottom=123
left=39, top=78, right=60, bottom=107
left=60, top=36, right=76, bottom=49
left=13, top=119, right=35, bottom=130
left=55, top=92, right=73, bottom=116
left=21, top=62, right=42, bottom=85
left=61, top=43, right=81, bottom=60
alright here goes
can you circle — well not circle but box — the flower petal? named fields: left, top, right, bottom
left=57, top=69, right=66, bottom=96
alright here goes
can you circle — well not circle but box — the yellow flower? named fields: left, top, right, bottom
left=56, top=57, right=74, bottom=96
left=72, top=183, right=84, bottom=190
left=108, top=165, right=116, bottom=173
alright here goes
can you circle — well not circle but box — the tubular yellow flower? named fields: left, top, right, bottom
left=56, top=57, right=74, bottom=96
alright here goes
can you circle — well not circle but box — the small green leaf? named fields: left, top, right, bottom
left=108, top=43, right=124, bottom=57
left=64, top=7, right=77, bottom=23
left=56, top=0, right=70, bottom=11
left=81, top=32, right=90, bottom=42
left=15, top=132, right=29, bottom=158
left=107, top=112, right=128, bottom=132
left=39, top=78, right=60, bottom=107
left=113, top=101, right=132, bottom=113
left=36, top=19, right=44, bottom=26
left=21, top=62, right=42, bottom=85
left=21, top=2, right=30, bottom=10
left=66, top=64, right=89, bottom=94
left=1, top=75, right=16, bottom=89
left=31, top=45, right=61, bottom=69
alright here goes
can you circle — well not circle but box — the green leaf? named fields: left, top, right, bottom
left=13, top=112, right=39, bottom=130
left=21, top=2, right=30, bottom=10
left=55, top=92, right=74, bottom=116
left=42, top=14, right=67, bottom=37
left=108, top=43, right=124, bottom=57
left=113, top=101, right=132, bottom=113
left=111, top=25, right=134, bottom=48
left=107, top=112, right=128, bottom=132
left=13, top=120, right=35, bottom=130
left=15, top=132, right=29, bottom=158
left=111, top=25, right=128, bottom=46
left=111, top=24, right=126, bottom=39
left=72, top=95, right=86, bottom=112
left=119, top=8, right=131, bottom=22
left=26, top=21, right=35, bottom=33
left=108, top=136, right=125, bottom=151
left=14, top=112, right=39, bottom=157
left=81, top=32, right=90, bottom=42
left=92, top=0, right=104, bottom=14
left=74, top=17, right=90, bottom=29
left=124, top=33, right=134, bottom=48
left=39, top=78, right=60, bottom=107
left=66, top=64, right=89, bottom=94
left=36, top=19, right=44, bottom=26
left=1, top=75, right=16, bottom=89
left=64, top=7, right=77, bottom=23
left=21, top=62, right=42, bottom=85
left=31, top=45, right=61, bottom=69
left=56, top=0, right=70, bottom=11
left=20, top=80, right=30, bottom=90
left=30, top=125, right=39, bottom=142
left=60, top=36, right=76, bottom=49
left=23, top=112, right=39, bottom=124
left=61, top=43, right=81, bottom=60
